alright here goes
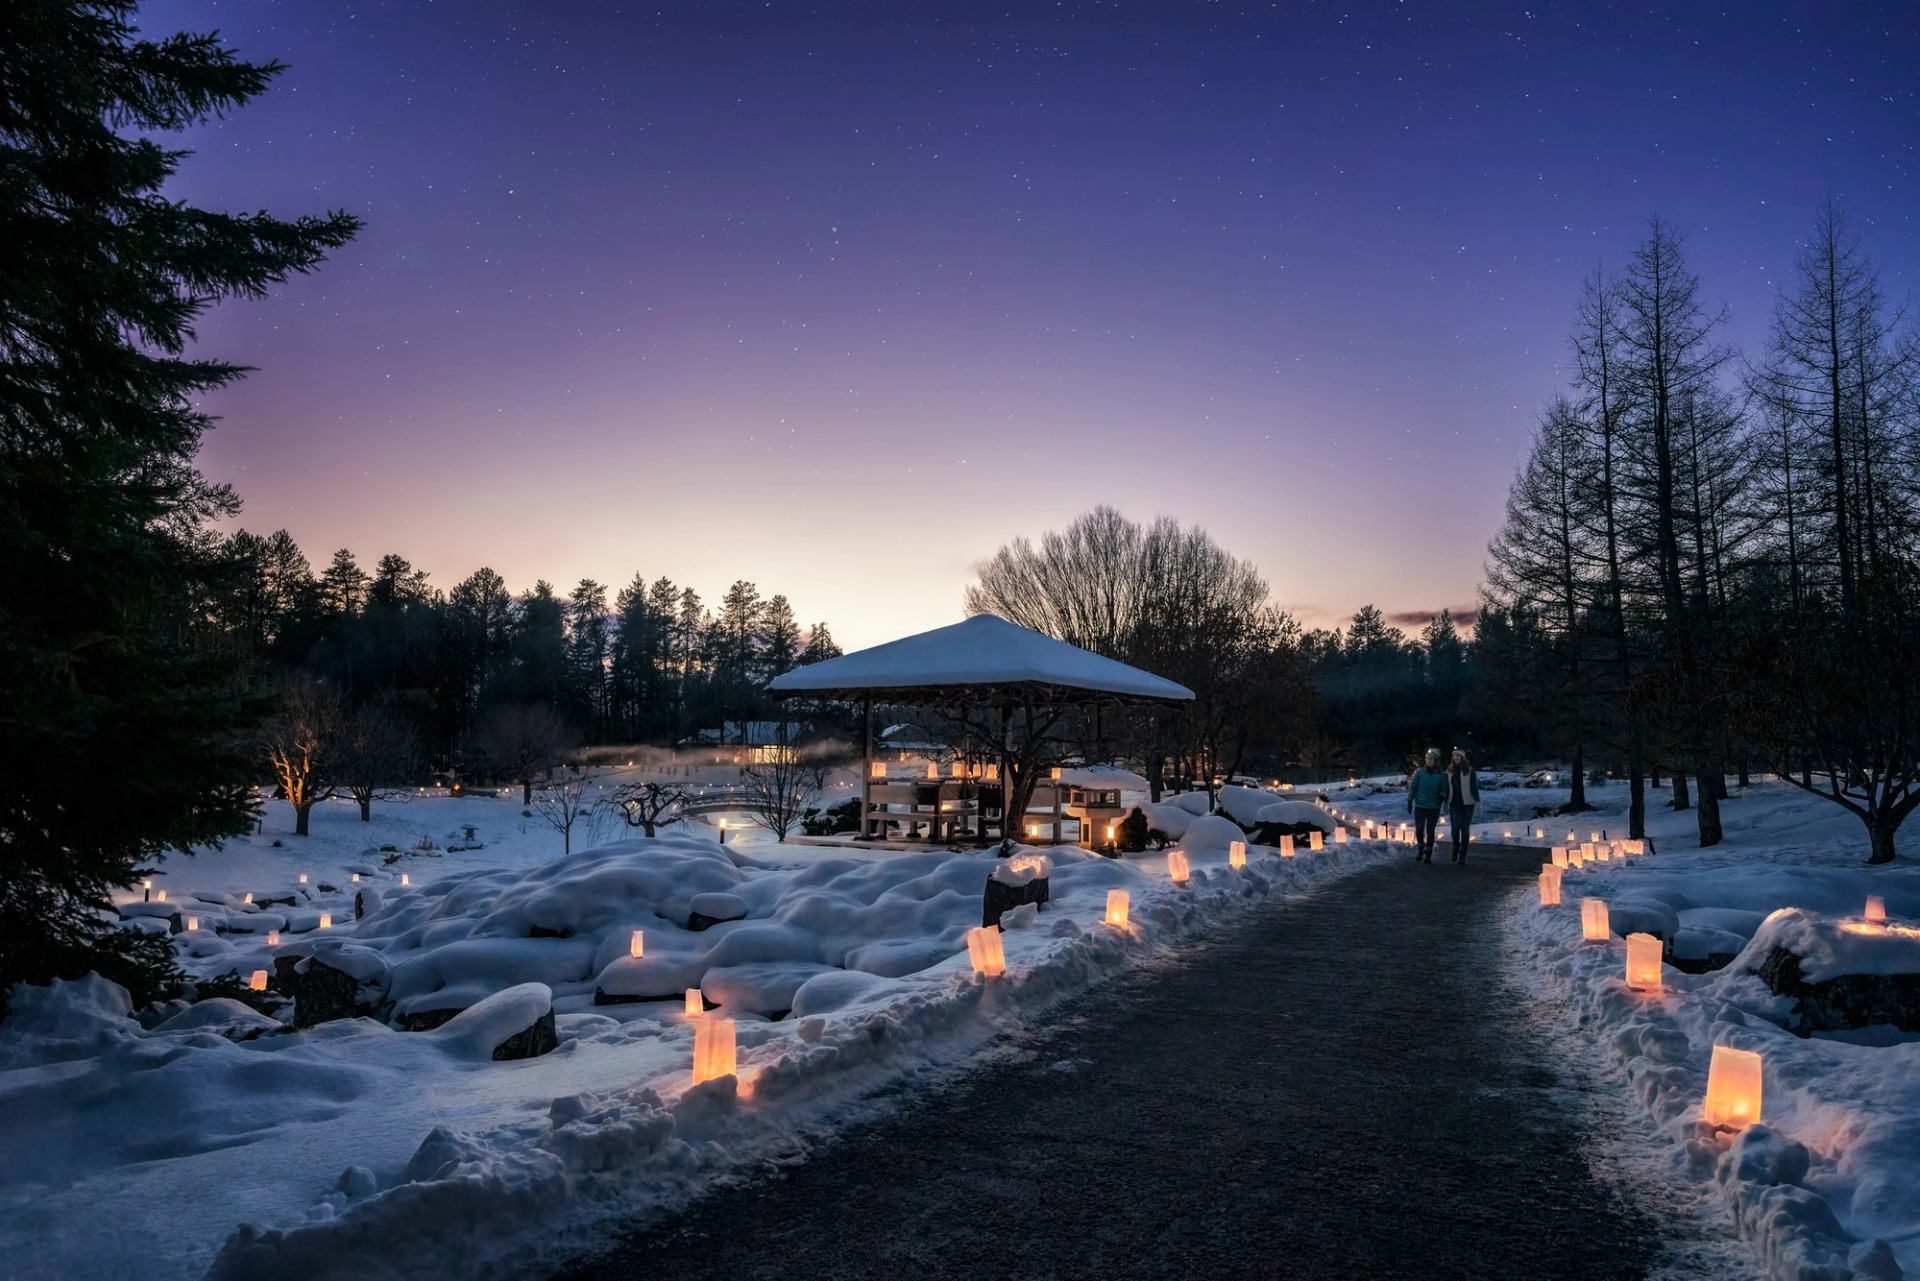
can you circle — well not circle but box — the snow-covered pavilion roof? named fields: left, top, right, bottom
left=767, top=614, right=1194, bottom=705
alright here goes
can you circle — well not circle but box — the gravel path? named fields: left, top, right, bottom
left=558, top=841, right=1701, bottom=1280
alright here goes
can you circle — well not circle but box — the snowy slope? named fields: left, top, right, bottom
left=0, top=791, right=1395, bottom=1281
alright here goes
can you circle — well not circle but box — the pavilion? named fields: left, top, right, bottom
left=767, top=614, right=1193, bottom=847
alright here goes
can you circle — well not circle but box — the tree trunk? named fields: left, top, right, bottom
left=1711, top=772, right=1729, bottom=801
left=1737, top=760, right=1750, bottom=788
left=1651, top=763, right=1662, bottom=787
left=1628, top=758, right=1646, bottom=840
left=358, top=796, right=372, bottom=821
left=1867, top=816, right=1898, bottom=865
left=1695, top=764, right=1723, bottom=847
left=1672, top=772, right=1691, bottom=811
left=295, top=802, right=313, bottom=837
left=1568, top=743, right=1587, bottom=811
left=522, top=779, right=533, bottom=805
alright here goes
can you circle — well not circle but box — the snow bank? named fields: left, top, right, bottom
left=161, top=826, right=1398, bottom=1280
left=1501, top=784, right=1920, bottom=1281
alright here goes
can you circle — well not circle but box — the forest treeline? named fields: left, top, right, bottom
left=1480, top=203, right=1920, bottom=861
left=214, top=536, right=841, bottom=763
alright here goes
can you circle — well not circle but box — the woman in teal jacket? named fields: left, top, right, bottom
left=1406, top=748, right=1449, bottom=863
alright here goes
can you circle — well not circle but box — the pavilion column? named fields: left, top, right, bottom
left=862, top=695, right=874, bottom=838
left=999, top=699, right=1013, bottom=846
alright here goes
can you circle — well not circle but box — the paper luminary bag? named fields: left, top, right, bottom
left=1702, top=1045, right=1763, bottom=1129
left=1625, top=932, right=1662, bottom=990
left=692, top=1018, right=736, bottom=1086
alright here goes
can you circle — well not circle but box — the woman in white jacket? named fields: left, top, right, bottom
left=1446, top=748, right=1479, bottom=864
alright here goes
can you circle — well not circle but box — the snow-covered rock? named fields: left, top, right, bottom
left=432, top=983, right=557, bottom=1061
left=688, top=891, right=749, bottom=928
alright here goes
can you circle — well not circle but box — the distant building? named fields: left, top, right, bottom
left=678, top=720, right=807, bottom=765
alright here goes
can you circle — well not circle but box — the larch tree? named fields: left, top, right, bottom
left=1616, top=216, right=1734, bottom=845
left=1485, top=395, right=1596, bottom=810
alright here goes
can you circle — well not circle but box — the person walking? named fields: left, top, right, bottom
left=1447, top=748, right=1479, bottom=864
left=1406, top=748, right=1449, bottom=863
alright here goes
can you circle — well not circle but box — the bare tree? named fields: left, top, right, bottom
left=739, top=728, right=832, bottom=842
left=531, top=769, right=598, bottom=855
left=263, top=679, right=345, bottom=837
left=338, top=695, right=420, bottom=821
left=477, top=702, right=575, bottom=804
left=968, top=507, right=1279, bottom=802
left=612, top=780, right=690, bottom=837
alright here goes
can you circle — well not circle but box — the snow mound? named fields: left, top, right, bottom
left=0, top=973, right=135, bottom=1066
left=1162, top=791, right=1214, bottom=817
left=152, top=999, right=282, bottom=1038
left=1215, top=785, right=1274, bottom=825
left=1141, top=802, right=1192, bottom=840
left=1254, top=799, right=1335, bottom=832
left=1182, top=815, right=1248, bottom=856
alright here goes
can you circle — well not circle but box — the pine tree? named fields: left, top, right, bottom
left=511, top=582, right=567, bottom=706
left=319, top=548, right=368, bottom=617
left=0, top=0, right=358, bottom=1004
left=564, top=579, right=610, bottom=733
left=799, top=622, right=842, bottom=664
left=757, top=594, right=802, bottom=681
left=447, top=566, right=513, bottom=735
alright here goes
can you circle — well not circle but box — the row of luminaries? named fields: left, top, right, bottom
left=1538, top=862, right=1917, bottom=1132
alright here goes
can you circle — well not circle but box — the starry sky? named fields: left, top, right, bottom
left=153, top=0, right=1920, bottom=650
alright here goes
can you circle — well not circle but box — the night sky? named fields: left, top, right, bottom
left=153, top=1, right=1920, bottom=649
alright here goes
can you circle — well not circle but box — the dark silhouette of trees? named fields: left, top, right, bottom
left=1487, top=201, right=1920, bottom=860
left=0, top=0, right=357, bottom=1000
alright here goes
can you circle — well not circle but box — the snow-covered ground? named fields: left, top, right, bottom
left=1335, top=774, right=1920, bottom=1281
left=0, top=785, right=1394, bottom=1281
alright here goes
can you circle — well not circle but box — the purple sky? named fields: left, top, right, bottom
left=154, top=1, right=1919, bottom=649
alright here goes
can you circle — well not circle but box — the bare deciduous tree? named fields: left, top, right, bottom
left=263, top=680, right=345, bottom=837
left=967, top=506, right=1284, bottom=802
left=739, top=728, right=833, bottom=842
left=531, top=769, right=598, bottom=855
left=477, top=702, right=575, bottom=804
left=338, top=695, right=421, bottom=822
left=612, top=780, right=690, bottom=837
